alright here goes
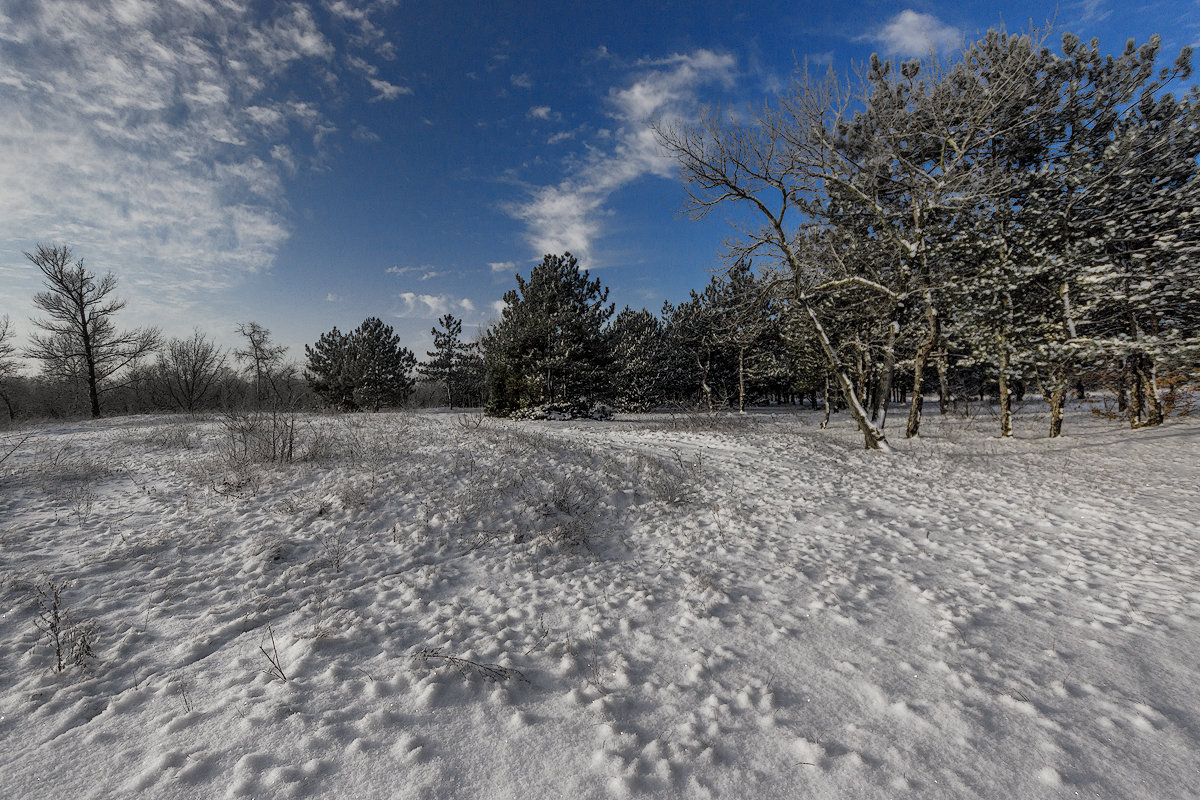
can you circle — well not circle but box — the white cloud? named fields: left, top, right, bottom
left=387, top=265, right=443, bottom=278
left=1074, top=0, right=1112, bottom=23
left=528, top=105, right=554, bottom=120
left=352, top=124, right=381, bottom=142
left=325, top=292, right=342, bottom=302
left=508, top=49, right=736, bottom=264
left=511, top=73, right=533, bottom=89
left=396, top=292, right=476, bottom=319
left=348, top=53, right=412, bottom=101
left=368, top=77, right=413, bottom=101
left=488, top=261, right=517, bottom=273
left=0, top=0, right=399, bottom=320
left=490, top=299, right=508, bottom=316
left=871, top=10, right=961, bottom=57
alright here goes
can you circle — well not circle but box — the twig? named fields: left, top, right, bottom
left=0, top=433, right=33, bottom=467
left=416, top=647, right=526, bottom=683
left=259, top=624, right=288, bottom=681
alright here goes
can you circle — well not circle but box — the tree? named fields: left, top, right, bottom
left=420, top=314, right=475, bottom=409
left=709, top=260, right=778, bottom=412
left=234, top=322, right=287, bottom=407
left=24, top=244, right=161, bottom=418
left=483, top=253, right=614, bottom=416
left=0, top=315, right=18, bottom=420
left=609, top=307, right=673, bottom=412
left=351, top=317, right=417, bottom=411
left=305, top=317, right=416, bottom=411
left=155, top=330, right=228, bottom=414
left=304, top=327, right=356, bottom=410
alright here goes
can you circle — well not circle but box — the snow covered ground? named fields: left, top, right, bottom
left=1, top=403, right=1198, bottom=799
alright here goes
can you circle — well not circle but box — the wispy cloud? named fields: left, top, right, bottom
left=870, top=10, right=961, bottom=57
left=348, top=54, right=412, bottom=101
left=507, top=49, right=736, bottom=264
left=0, top=0, right=400, bottom=318
left=1072, top=0, right=1112, bottom=23
left=511, top=72, right=534, bottom=89
left=387, top=264, right=442, bottom=279
left=396, top=292, right=476, bottom=319
left=488, top=261, right=517, bottom=273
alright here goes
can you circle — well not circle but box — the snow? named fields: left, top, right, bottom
left=1, top=404, right=1198, bottom=799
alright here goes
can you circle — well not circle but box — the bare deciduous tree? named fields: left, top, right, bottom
left=24, top=244, right=161, bottom=418
left=234, top=321, right=287, bottom=407
left=654, top=82, right=894, bottom=450
left=157, top=330, right=228, bottom=414
left=0, top=315, right=18, bottom=420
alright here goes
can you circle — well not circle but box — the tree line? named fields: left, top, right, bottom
left=2, top=27, right=1195, bottom=443
left=0, top=245, right=489, bottom=420
left=654, top=26, right=1199, bottom=448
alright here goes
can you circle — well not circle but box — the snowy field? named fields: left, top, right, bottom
left=1, top=403, right=1198, bottom=799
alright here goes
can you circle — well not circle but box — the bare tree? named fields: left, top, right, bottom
left=654, top=80, right=894, bottom=450
left=0, top=315, right=18, bottom=420
left=24, top=244, right=161, bottom=418
left=157, top=330, right=228, bottom=414
left=234, top=322, right=287, bottom=407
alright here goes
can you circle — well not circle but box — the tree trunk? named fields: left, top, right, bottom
left=935, top=328, right=950, bottom=415
left=871, top=320, right=898, bottom=431
left=1049, top=382, right=1066, bottom=438
left=1130, top=357, right=1147, bottom=427
left=1143, top=359, right=1163, bottom=427
left=81, top=328, right=101, bottom=418
left=821, top=374, right=831, bottom=429
left=906, top=297, right=939, bottom=438
left=905, top=340, right=931, bottom=439
left=802, top=303, right=889, bottom=451
left=737, top=346, right=746, bottom=413
left=997, top=347, right=1013, bottom=438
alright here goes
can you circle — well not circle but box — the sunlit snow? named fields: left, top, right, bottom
left=1, top=404, right=1197, bottom=799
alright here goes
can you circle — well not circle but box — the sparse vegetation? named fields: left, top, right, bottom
left=33, top=578, right=99, bottom=673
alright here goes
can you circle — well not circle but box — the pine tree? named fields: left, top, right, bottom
left=305, top=327, right=356, bottom=410
left=420, top=314, right=474, bottom=409
left=349, top=317, right=416, bottom=411
left=483, top=253, right=614, bottom=415
left=305, top=318, right=416, bottom=411
left=609, top=307, right=671, bottom=412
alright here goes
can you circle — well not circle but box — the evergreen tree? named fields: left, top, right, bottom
left=349, top=317, right=417, bottom=411
left=483, top=253, right=614, bottom=415
left=609, top=307, right=671, bottom=412
left=305, top=327, right=356, bottom=410
left=304, top=317, right=416, bottom=411
left=419, top=314, right=474, bottom=408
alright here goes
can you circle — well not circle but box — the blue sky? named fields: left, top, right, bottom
left=1, top=0, right=1197, bottom=363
